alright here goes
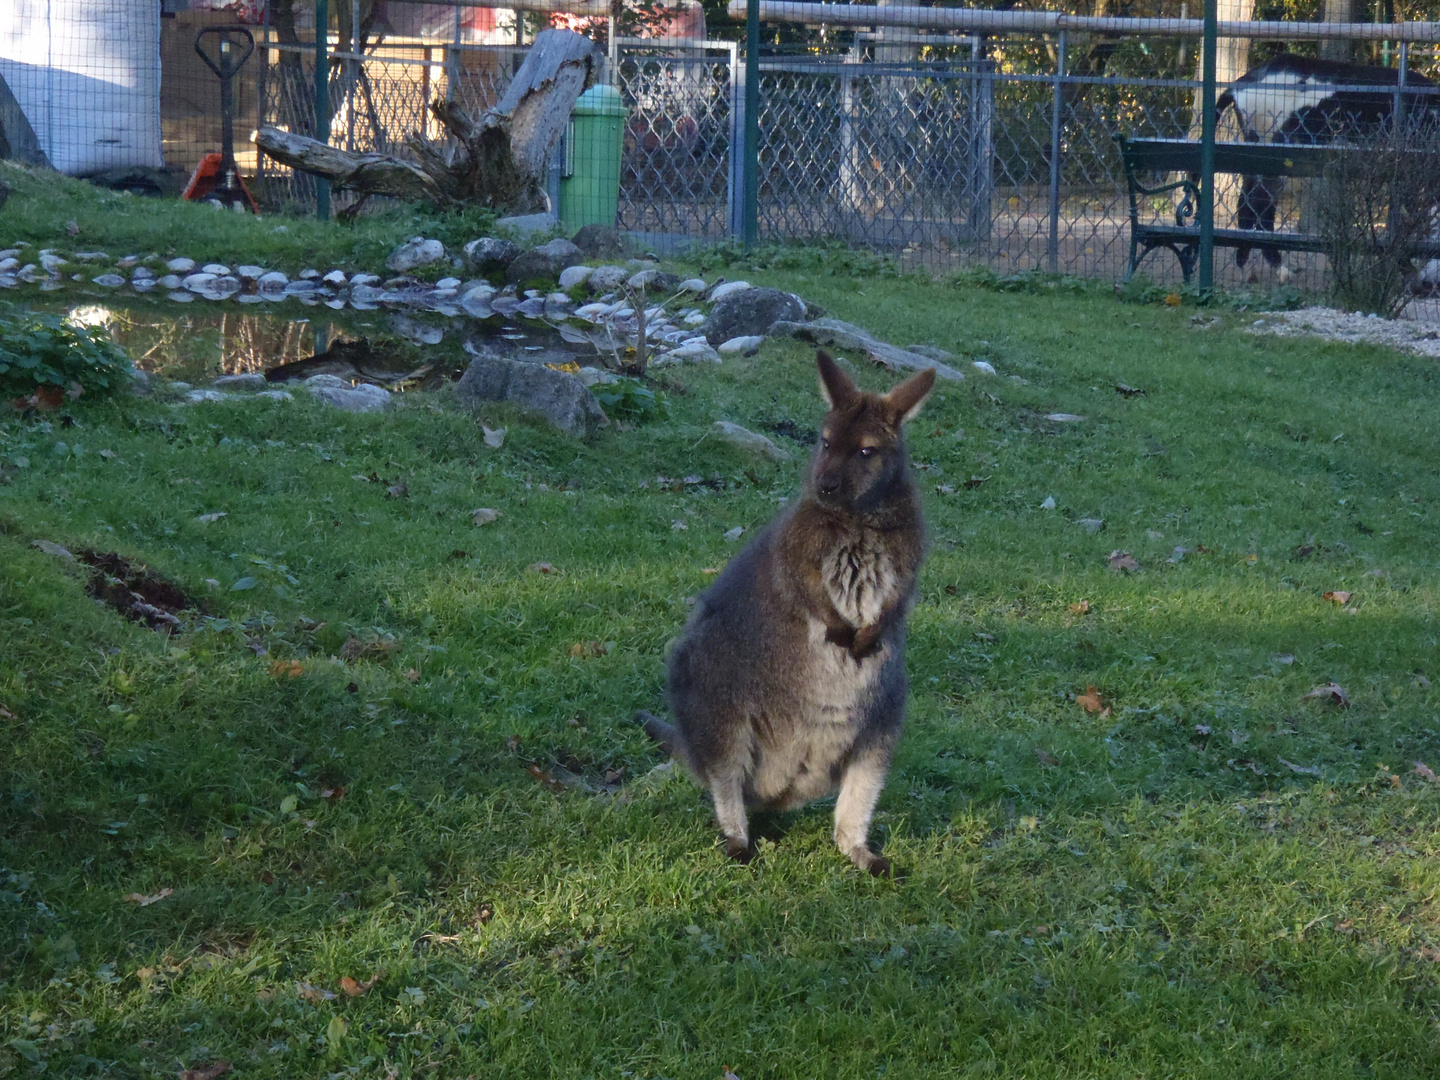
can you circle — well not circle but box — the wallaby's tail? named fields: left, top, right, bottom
left=636, top=710, right=679, bottom=758
left=1215, top=87, right=1236, bottom=130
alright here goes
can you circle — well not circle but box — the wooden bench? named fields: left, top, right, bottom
left=1118, top=136, right=1340, bottom=282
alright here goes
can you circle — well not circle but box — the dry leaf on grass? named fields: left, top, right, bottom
left=1414, top=760, right=1438, bottom=783
left=1069, top=600, right=1091, bottom=615
left=268, top=659, right=304, bottom=679
left=1323, top=590, right=1353, bottom=605
left=123, top=888, right=173, bottom=907
left=195, top=512, right=227, bottom=524
left=505, top=735, right=522, bottom=753
left=935, top=484, right=956, bottom=496
left=179, top=1064, right=232, bottom=1080
left=339, top=972, right=384, bottom=997
left=471, top=508, right=500, bottom=526
left=1115, top=383, right=1146, bottom=397
left=1303, top=682, right=1351, bottom=707
left=1277, top=757, right=1323, bottom=776
left=569, top=640, right=612, bottom=658
left=0, top=705, right=17, bottom=721
left=528, top=764, right=569, bottom=794
left=1076, top=686, right=1107, bottom=714
left=1108, top=550, right=1140, bottom=573
left=482, top=423, right=507, bottom=449
left=1035, top=748, right=1059, bottom=767
left=340, top=636, right=399, bottom=663
left=319, top=785, right=347, bottom=803
left=385, top=483, right=408, bottom=499
left=1163, top=293, right=1182, bottom=306
left=297, top=981, right=338, bottom=1003
left=529, top=561, right=557, bottom=574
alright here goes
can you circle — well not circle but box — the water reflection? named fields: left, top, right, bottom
left=44, top=301, right=612, bottom=387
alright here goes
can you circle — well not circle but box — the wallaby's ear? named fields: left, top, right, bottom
left=816, top=350, right=858, bottom=409
left=882, top=368, right=936, bottom=423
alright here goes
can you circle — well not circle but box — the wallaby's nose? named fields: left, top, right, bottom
left=818, top=477, right=840, bottom=498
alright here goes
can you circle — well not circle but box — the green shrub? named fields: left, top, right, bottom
left=0, top=306, right=135, bottom=400
left=591, top=376, right=667, bottom=423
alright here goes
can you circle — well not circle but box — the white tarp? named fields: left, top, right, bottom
left=0, top=1, right=163, bottom=175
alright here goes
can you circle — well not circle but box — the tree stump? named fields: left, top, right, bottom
left=254, top=28, right=601, bottom=214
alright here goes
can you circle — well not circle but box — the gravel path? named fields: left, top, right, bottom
left=1249, top=305, right=1440, bottom=358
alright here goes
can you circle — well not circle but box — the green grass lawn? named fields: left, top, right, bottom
left=4, top=176, right=1440, bottom=1077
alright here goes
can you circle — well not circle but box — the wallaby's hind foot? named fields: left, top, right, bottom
left=636, top=710, right=678, bottom=757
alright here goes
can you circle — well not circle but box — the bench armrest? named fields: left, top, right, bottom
left=1128, top=176, right=1199, bottom=229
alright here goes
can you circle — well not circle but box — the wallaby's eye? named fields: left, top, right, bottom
left=858, top=447, right=875, bottom=458
left=821, top=438, right=830, bottom=450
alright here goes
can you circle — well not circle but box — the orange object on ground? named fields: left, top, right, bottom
left=182, top=152, right=258, bottom=212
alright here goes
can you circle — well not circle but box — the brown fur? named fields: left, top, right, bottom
left=639, top=351, right=935, bottom=874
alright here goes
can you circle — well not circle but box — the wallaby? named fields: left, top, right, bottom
left=640, top=350, right=935, bottom=875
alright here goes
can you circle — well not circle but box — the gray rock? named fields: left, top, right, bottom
left=558, top=264, right=594, bottom=289
left=236, top=265, right=265, bottom=280
left=212, top=373, right=269, bottom=391
left=576, top=366, right=618, bottom=387
left=713, top=421, right=791, bottom=462
left=454, top=354, right=608, bottom=437
left=255, top=389, right=294, bottom=402
left=92, top=274, right=125, bottom=287
left=167, top=291, right=194, bottom=303
left=587, top=265, right=629, bottom=293
left=303, top=373, right=352, bottom=389
left=298, top=268, right=321, bottom=280
left=769, top=318, right=966, bottom=381
left=904, top=344, right=956, bottom=363
left=463, top=237, right=522, bottom=274
left=570, top=224, right=627, bottom=257
left=186, top=388, right=232, bottom=403
left=704, top=287, right=807, bottom=345
left=506, top=239, right=585, bottom=284
left=627, top=269, right=683, bottom=294
left=679, top=277, right=707, bottom=293
left=309, top=382, right=393, bottom=413
left=718, top=335, right=764, bottom=354
left=707, top=280, right=751, bottom=302
left=495, top=211, right=558, bottom=243
left=166, top=257, right=195, bottom=273
left=322, top=269, right=348, bottom=286
left=182, top=272, right=218, bottom=293
left=209, top=276, right=242, bottom=298
left=257, top=270, right=288, bottom=290
left=201, top=263, right=230, bottom=275
left=158, top=274, right=182, bottom=289
left=72, top=251, right=110, bottom=262
left=656, top=339, right=721, bottom=364
left=351, top=273, right=380, bottom=286
left=386, top=237, right=446, bottom=273
left=284, top=280, right=318, bottom=295
left=127, top=369, right=153, bottom=396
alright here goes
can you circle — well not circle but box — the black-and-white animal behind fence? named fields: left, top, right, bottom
left=1215, top=53, right=1440, bottom=280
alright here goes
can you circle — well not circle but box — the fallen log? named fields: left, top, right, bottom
left=254, top=28, right=601, bottom=213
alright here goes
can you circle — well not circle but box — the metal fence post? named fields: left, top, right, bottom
left=1395, top=40, right=1409, bottom=129
left=1199, top=0, right=1217, bottom=294
left=726, top=43, right=744, bottom=240
left=743, top=0, right=760, bottom=248
left=969, top=36, right=993, bottom=253
left=315, top=0, right=330, bottom=221
left=1048, top=31, right=1065, bottom=272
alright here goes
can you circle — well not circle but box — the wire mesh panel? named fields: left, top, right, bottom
left=615, top=42, right=737, bottom=244
left=755, top=53, right=994, bottom=257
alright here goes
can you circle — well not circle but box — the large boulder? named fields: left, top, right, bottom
left=704, top=287, right=807, bottom=345
left=586, top=264, right=630, bottom=294
left=454, top=354, right=607, bottom=437
left=505, top=239, right=585, bottom=285
left=463, top=237, right=521, bottom=275
left=571, top=224, right=627, bottom=258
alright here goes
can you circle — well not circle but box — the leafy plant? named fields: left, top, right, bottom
left=591, top=376, right=666, bottom=423
left=0, top=306, right=135, bottom=400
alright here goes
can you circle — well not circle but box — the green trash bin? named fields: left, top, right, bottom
left=559, top=84, right=627, bottom=231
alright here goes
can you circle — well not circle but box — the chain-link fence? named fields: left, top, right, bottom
left=6, top=2, right=1440, bottom=290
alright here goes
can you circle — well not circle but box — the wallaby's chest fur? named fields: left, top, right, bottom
left=821, top=530, right=899, bottom=628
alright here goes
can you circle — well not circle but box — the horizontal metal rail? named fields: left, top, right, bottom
left=726, top=2, right=1440, bottom=42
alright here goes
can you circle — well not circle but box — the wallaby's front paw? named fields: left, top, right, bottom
left=824, top=624, right=856, bottom=651
left=725, top=837, right=755, bottom=864
left=848, top=625, right=882, bottom=660
left=866, top=855, right=894, bottom=878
